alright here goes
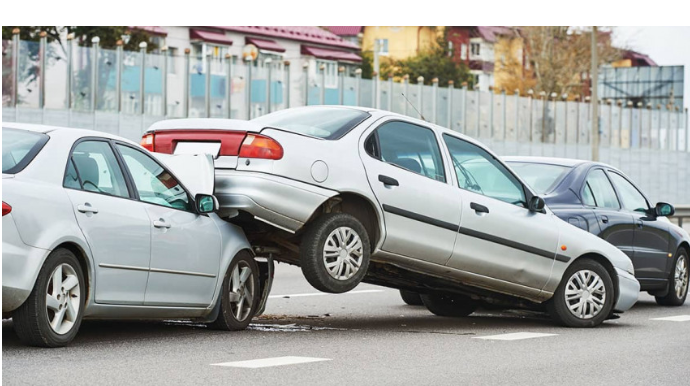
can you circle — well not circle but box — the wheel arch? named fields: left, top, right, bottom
left=569, top=253, right=620, bottom=305
left=53, top=241, right=93, bottom=304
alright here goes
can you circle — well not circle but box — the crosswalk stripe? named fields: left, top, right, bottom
left=473, top=332, right=558, bottom=341
left=211, top=356, right=331, bottom=368
left=651, top=315, right=690, bottom=322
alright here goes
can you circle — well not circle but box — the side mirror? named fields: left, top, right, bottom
left=195, top=193, right=219, bottom=214
left=528, top=196, right=546, bottom=213
left=654, top=202, right=674, bottom=217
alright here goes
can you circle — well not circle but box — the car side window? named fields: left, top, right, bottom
left=116, top=144, right=193, bottom=211
left=442, top=134, right=526, bottom=207
left=608, top=172, right=649, bottom=213
left=65, top=140, right=130, bottom=198
left=581, top=182, right=596, bottom=206
left=367, top=121, right=446, bottom=183
left=583, top=169, right=620, bottom=209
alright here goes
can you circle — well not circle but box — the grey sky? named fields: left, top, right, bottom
left=613, top=26, right=690, bottom=109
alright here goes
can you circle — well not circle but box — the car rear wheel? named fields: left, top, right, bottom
left=400, top=290, right=423, bottom=306
left=210, top=251, right=260, bottom=331
left=300, top=213, right=371, bottom=293
left=655, top=249, right=689, bottom=306
left=13, top=248, right=85, bottom=347
left=547, top=258, right=614, bottom=328
left=421, top=293, right=478, bottom=317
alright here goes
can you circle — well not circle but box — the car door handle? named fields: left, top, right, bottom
left=153, top=219, right=171, bottom=229
left=601, top=215, right=608, bottom=224
left=77, top=203, right=98, bottom=214
left=378, top=175, right=399, bottom=186
left=470, top=202, right=489, bottom=214
left=636, top=219, right=643, bottom=228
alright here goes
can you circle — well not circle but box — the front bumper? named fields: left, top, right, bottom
left=613, top=268, right=640, bottom=313
left=2, top=215, right=51, bottom=312
left=214, top=170, right=338, bottom=232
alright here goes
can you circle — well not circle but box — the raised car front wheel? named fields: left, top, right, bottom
left=210, top=250, right=261, bottom=331
left=421, top=293, right=478, bottom=317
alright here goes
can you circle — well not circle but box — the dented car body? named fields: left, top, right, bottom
left=145, top=106, right=640, bottom=327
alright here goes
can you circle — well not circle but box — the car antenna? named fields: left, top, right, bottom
left=401, top=93, right=426, bottom=122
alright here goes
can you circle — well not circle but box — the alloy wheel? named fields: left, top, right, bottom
left=228, top=261, right=255, bottom=322
left=323, top=226, right=364, bottom=281
left=46, top=264, right=81, bottom=335
left=675, top=255, right=689, bottom=299
left=564, top=270, right=606, bottom=319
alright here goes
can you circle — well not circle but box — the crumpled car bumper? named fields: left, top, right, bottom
left=613, top=268, right=640, bottom=313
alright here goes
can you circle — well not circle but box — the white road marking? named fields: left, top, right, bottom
left=211, top=356, right=331, bottom=368
left=268, top=289, right=384, bottom=299
left=651, top=315, right=690, bottom=322
left=473, top=332, right=558, bottom=341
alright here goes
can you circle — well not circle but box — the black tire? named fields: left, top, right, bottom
left=656, top=249, right=689, bottom=306
left=400, top=290, right=423, bottom=306
left=547, top=258, right=614, bottom=328
left=13, top=248, right=85, bottom=347
left=210, top=251, right=261, bottom=331
left=420, top=293, right=478, bottom=317
left=300, top=213, right=371, bottom=293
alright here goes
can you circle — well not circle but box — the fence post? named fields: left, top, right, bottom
left=354, top=68, right=361, bottom=106
left=666, top=105, right=672, bottom=150
left=462, top=82, right=468, bottom=134
left=476, top=86, right=481, bottom=137
left=12, top=28, right=19, bottom=115
left=139, top=42, right=147, bottom=116
left=283, top=60, right=290, bottom=109
left=113, top=40, right=122, bottom=114
left=675, top=106, right=681, bottom=151
left=562, top=94, right=568, bottom=144
left=183, top=48, right=190, bottom=117
left=38, top=31, right=47, bottom=113
left=302, top=62, right=309, bottom=106
left=246, top=57, right=253, bottom=118
left=338, top=66, right=345, bottom=105
left=372, top=71, right=378, bottom=109
left=403, top=75, right=409, bottom=116
left=161, top=46, right=168, bottom=117
left=91, top=37, right=100, bottom=113
left=501, top=89, right=507, bottom=141
left=527, top=89, right=533, bottom=142
left=204, top=53, right=211, bottom=118
left=319, top=63, right=326, bottom=105
left=417, top=76, right=424, bottom=119
left=225, top=54, right=233, bottom=118
left=447, top=80, right=454, bottom=130
left=686, top=108, right=689, bottom=152
left=387, top=74, right=393, bottom=111
left=431, top=78, right=438, bottom=124
left=637, top=102, right=643, bottom=148
left=647, top=103, right=653, bottom=149
left=66, top=34, right=74, bottom=124
left=514, top=89, right=520, bottom=141
left=266, top=58, right=273, bottom=114
left=550, top=92, right=557, bottom=144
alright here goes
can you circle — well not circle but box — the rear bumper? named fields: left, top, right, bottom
left=613, top=268, right=640, bottom=313
left=214, top=170, right=338, bottom=232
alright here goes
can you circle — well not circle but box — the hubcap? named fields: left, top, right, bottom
left=228, top=261, right=255, bottom=322
left=675, top=255, right=689, bottom=299
left=323, top=227, right=364, bottom=281
left=46, top=264, right=80, bottom=335
left=565, top=270, right=606, bottom=320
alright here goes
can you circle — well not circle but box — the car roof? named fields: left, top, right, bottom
left=502, top=156, right=589, bottom=168
left=3, top=122, right=140, bottom=146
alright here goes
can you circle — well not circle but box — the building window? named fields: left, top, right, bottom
left=377, top=39, right=389, bottom=55
left=316, top=60, right=338, bottom=88
left=470, top=42, right=481, bottom=57
left=461, top=43, right=467, bottom=60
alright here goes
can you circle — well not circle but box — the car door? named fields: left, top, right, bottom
left=580, top=168, right=635, bottom=260
left=607, top=170, right=670, bottom=280
left=359, top=119, right=461, bottom=265
left=63, top=139, right=152, bottom=305
left=115, top=143, right=221, bottom=307
left=441, top=134, right=559, bottom=291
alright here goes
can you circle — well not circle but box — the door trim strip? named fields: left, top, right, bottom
left=382, top=204, right=458, bottom=232
left=99, top=264, right=216, bottom=278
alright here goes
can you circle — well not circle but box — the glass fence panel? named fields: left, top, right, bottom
left=465, top=89, right=479, bottom=138
left=121, top=50, right=141, bottom=115
left=251, top=63, right=269, bottom=117
left=231, top=61, right=248, bottom=120
left=517, top=96, right=531, bottom=141
left=379, top=79, right=390, bottom=111
left=2, top=40, right=13, bottom=106
left=359, top=78, right=373, bottom=108
left=96, top=47, right=117, bottom=112
left=390, top=81, right=405, bottom=114
left=531, top=98, right=544, bottom=143
left=17, top=40, right=40, bottom=108
left=437, top=87, right=449, bottom=129
left=504, top=93, right=518, bottom=141
left=44, top=40, right=67, bottom=110
left=554, top=100, right=566, bottom=144
left=144, top=51, right=165, bottom=116
left=71, top=44, right=94, bottom=111
left=188, top=54, right=205, bottom=118
left=166, top=53, right=186, bottom=118
left=477, top=91, right=491, bottom=139
left=342, top=76, right=357, bottom=106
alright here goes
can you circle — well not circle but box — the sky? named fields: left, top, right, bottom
left=613, top=26, right=690, bottom=109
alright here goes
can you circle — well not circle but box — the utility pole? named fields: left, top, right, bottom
left=591, top=26, right=600, bottom=161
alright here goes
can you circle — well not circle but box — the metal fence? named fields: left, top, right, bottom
left=3, top=35, right=689, bottom=204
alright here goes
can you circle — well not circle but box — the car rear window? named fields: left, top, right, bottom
left=251, top=107, right=370, bottom=140
left=2, top=128, right=49, bottom=174
left=506, top=162, right=571, bottom=194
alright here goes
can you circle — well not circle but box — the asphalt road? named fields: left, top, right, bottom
left=3, top=262, right=689, bottom=385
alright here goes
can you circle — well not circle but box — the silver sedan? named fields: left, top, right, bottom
left=145, top=106, right=640, bottom=328
left=2, top=123, right=272, bottom=347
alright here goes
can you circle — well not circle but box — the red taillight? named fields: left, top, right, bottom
left=141, top=133, right=155, bottom=152
left=2, top=202, right=11, bottom=216
left=239, top=134, right=283, bottom=160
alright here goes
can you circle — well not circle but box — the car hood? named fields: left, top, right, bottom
left=152, top=153, right=215, bottom=196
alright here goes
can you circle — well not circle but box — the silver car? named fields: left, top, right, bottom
left=2, top=123, right=272, bottom=347
left=144, top=106, right=640, bottom=327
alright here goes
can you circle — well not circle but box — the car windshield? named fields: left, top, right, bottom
left=2, top=128, right=49, bottom=174
left=251, top=107, right=370, bottom=140
left=505, top=162, right=571, bottom=194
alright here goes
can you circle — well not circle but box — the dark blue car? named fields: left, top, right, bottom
left=504, top=156, right=689, bottom=306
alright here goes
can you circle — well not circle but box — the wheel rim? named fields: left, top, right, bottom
left=228, top=261, right=255, bottom=322
left=46, top=263, right=81, bottom=335
left=675, top=255, right=689, bottom=299
left=564, top=270, right=606, bottom=320
left=323, top=226, right=364, bottom=281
